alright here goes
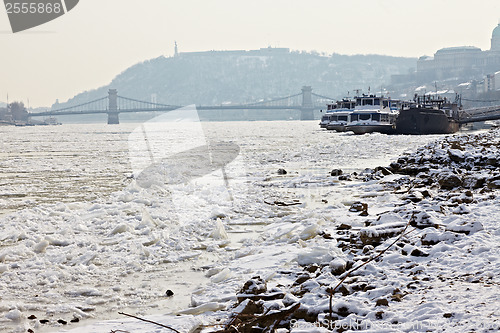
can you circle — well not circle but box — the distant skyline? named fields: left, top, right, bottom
left=1, top=0, right=500, bottom=107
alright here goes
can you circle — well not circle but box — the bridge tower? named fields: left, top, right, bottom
left=300, top=86, right=314, bottom=120
left=107, top=89, right=119, bottom=124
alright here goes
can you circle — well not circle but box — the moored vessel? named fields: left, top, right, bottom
left=345, top=95, right=400, bottom=134
left=320, top=98, right=356, bottom=131
left=395, top=95, right=460, bottom=134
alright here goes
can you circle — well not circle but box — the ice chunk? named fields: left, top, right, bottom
left=297, top=246, right=333, bottom=266
left=109, top=224, right=130, bottom=235
left=176, top=302, right=226, bottom=315
left=210, top=219, right=228, bottom=240
left=34, top=239, right=50, bottom=253
left=5, top=309, right=23, bottom=322
left=210, top=267, right=232, bottom=283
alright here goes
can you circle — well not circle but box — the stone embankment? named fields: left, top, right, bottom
left=215, top=129, right=500, bottom=332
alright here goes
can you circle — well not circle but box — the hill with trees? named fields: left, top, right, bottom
left=54, top=48, right=416, bottom=111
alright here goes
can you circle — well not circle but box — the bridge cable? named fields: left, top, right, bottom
left=34, top=96, right=109, bottom=114
left=240, top=93, right=302, bottom=106
left=311, top=93, right=337, bottom=101
left=116, top=95, right=180, bottom=108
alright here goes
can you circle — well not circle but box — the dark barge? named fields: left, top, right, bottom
left=395, top=95, right=460, bottom=135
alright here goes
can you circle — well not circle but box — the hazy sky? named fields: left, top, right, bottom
left=1, top=0, right=500, bottom=107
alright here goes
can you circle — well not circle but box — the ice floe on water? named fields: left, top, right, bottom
left=0, top=121, right=498, bottom=332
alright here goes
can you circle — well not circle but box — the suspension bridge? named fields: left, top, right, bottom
left=29, top=86, right=333, bottom=124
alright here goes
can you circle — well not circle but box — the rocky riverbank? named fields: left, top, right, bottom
left=205, top=129, right=500, bottom=332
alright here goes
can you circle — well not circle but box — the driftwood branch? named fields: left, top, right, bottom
left=118, top=312, right=181, bottom=333
left=217, top=302, right=300, bottom=333
left=264, top=200, right=302, bottom=206
left=328, top=214, right=415, bottom=319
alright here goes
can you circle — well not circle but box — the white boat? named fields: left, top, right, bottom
left=326, top=111, right=351, bottom=132
left=345, top=95, right=400, bottom=134
left=320, top=98, right=356, bottom=132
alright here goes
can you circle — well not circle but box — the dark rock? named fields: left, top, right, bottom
left=349, top=202, right=368, bottom=213
left=421, top=189, right=432, bottom=198
left=463, top=176, right=486, bottom=189
left=165, top=289, right=174, bottom=297
left=70, top=317, right=80, bottom=323
left=40, top=319, right=49, bottom=324
left=319, top=231, right=334, bottom=239
left=338, top=285, right=351, bottom=296
left=338, top=174, right=351, bottom=181
left=360, top=222, right=407, bottom=245
left=28, top=329, right=34, bottom=333
left=362, top=245, right=374, bottom=254
left=363, top=285, right=376, bottom=292
left=410, top=211, right=440, bottom=229
left=421, top=233, right=440, bottom=246
left=237, top=276, right=285, bottom=303
left=389, top=162, right=400, bottom=171
left=277, top=168, right=287, bottom=175
left=304, top=264, right=320, bottom=273
left=404, top=191, right=424, bottom=203
left=376, top=311, right=384, bottom=319
left=410, top=247, right=429, bottom=257
left=337, top=223, right=352, bottom=230
left=375, top=166, right=393, bottom=176
left=376, top=298, right=389, bottom=307
left=239, top=276, right=267, bottom=295
left=293, top=305, right=319, bottom=323
left=487, top=175, right=500, bottom=189
left=336, top=306, right=351, bottom=317
left=448, top=149, right=465, bottom=163
left=398, top=166, right=430, bottom=176
left=438, top=172, right=463, bottom=190
left=57, top=319, right=67, bottom=325
left=27, top=315, right=37, bottom=320
left=330, top=169, right=343, bottom=176
left=443, top=313, right=453, bottom=318
left=392, top=289, right=404, bottom=302
left=293, top=273, right=311, bottom=285
left=330, top=259, right=347, bottom=276
left=239, top=299, right=264, bottom=315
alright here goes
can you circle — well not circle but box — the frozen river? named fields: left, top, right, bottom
left=0, top=119, right=444, bottom=332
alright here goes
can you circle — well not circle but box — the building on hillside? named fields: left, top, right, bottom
left=416, top=23, right=500, bottom=83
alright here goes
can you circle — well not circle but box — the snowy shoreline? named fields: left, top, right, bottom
left=67, top=129, right=499, bottom=333
left=1, top=126, right=499, bottom=333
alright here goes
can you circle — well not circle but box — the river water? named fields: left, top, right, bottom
left=0, top=120, right=444, bottom=332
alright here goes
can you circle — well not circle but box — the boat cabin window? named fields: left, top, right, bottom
left=362, top=99, right=373, bottom=106
left=359, top=114, right=371, bottom=121
left=331, top=115, right=338, bottom=121
left=351, top=114, right=358, bottom=121
left=338, top=115, right=348, bottom=121
left=381, top=114, right=389, bottom=122
left=374, top=98, right=380, bottom=106
left=371, top=113, right=380, bottom=121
